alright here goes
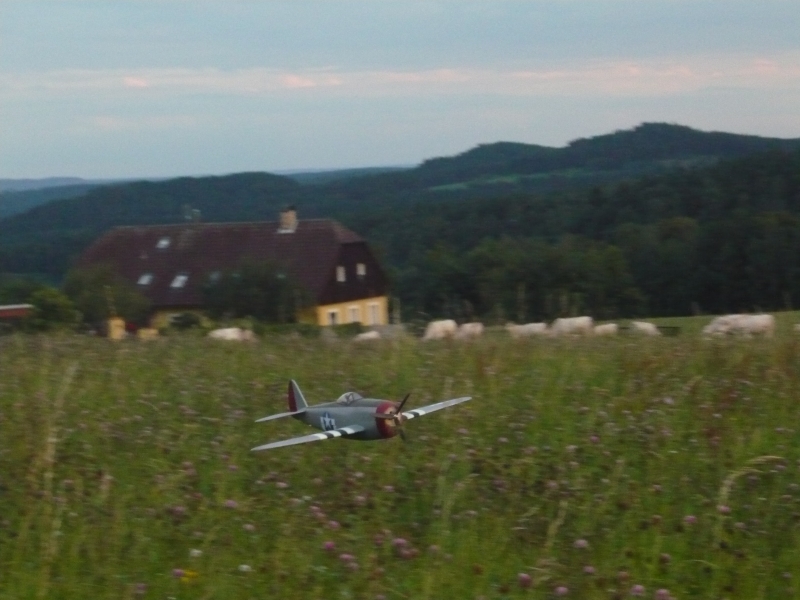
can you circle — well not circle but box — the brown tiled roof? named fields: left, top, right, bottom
left=76, top=220, right=367, bottom=308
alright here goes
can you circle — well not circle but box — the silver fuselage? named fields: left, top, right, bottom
left=294, top=397, right=398, bottom=440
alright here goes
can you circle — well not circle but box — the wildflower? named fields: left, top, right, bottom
left=654, top=589, right=671, bottom=600
left=328, top=520, right=341, bottom=529
left=554, top=586, right=569, bottom=596
left=573, top=538, right=589, bottom=549
left=339, top=553, right=355, bottom=563
left=583, top=565, right=595, bottom=575
left=276, top=481, right=289, bottom=489
left=717, top=504, right=731, bottom=514
left=323, top=541, right=336, bottom=551
left=178, top=569, right=198, bottom=583
left=684, top=514, right=697, bottom=524
left=383, top=485, right=395, bottom=492
left=223, top=499, right=238, bottom=509
left=392, top=537, right=408, bottom=548
left=238, top=564, right=252, bottom=572
left=133, top=583, right=147, bottom=596
left=243, top=523, right=256, bottom=532
left=659, top=553, right=671, bottom=564
left=228, top=464, right=238, bottom=471
left=630, top=584, right=645, bottom=596
left=518, top=573, right=532, bottom=588
left=189, top=549, right=202, bottom=558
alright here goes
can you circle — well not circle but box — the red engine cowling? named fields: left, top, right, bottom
left=375, top=401, right=400, bottom=439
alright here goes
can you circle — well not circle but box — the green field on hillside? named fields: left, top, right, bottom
left=2, top=333, right=799, bottom=599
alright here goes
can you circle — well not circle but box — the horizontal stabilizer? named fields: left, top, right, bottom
left=255, top=409, right=306, bottom=423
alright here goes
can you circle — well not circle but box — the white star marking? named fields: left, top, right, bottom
left=320, top=413, right=336, bottom=431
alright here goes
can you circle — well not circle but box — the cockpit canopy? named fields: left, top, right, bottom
left=335, top=391, right=363, bottom=405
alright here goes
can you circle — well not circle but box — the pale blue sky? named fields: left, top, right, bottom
left=2, top=1, right=799, bottom=178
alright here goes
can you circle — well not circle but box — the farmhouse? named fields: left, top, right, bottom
left=75, top=208, right=389, bottom=328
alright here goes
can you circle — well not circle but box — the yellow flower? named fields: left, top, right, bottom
left=180, top=570, right=199, bottom=584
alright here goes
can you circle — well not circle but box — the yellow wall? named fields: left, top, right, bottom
left=107, top=317, right=126, bottom=340
left=149, top=309, right=211, bottom=330
left=313, top=296, right=388, bottom=326
left=150, top=296, right=389, bottom=328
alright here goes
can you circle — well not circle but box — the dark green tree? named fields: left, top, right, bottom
left=62, top=265, right=151, bottom=324
left=24, top=287, right=80, bottom=331
left=203, top=260, right=309, bottom=323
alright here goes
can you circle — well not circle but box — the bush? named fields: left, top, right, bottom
left=169, top=312, right=202, bottom=330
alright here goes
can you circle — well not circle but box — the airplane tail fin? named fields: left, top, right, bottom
left=287, top=379, right=308, bottom=412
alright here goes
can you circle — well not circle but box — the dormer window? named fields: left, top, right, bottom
left=156, top=237, right=171, bottom=249
left=170, top=273, right=189, bottom=288
left=356, top=263, right=366, bottom=278
left=137, top=273, right=153, bottom=286
left=336, top=265, right=346, bottom=282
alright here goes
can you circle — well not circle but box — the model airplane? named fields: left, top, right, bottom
left=251, top=380, right=471, bottom=451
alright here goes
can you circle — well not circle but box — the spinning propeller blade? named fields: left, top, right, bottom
left=375, top=393, right=411, bottom=440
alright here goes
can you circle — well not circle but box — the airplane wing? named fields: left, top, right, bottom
left=255, top=409, right=306, bottom=423
left=251, top=424, right=365, bottom=452
left=400, top=396, right=471, bottom=421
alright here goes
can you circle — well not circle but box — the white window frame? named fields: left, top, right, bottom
left=368, top=302, right=380, bottom=325
left=156, top=237, right=171, bottom=249
left=347, top=305, right=360, bottom=324
left=336, top=265, right=346, bottom=282
left=356, top=263, right=366, bottom=278
left=327, top=309, right=339, bottom=325
left=170, top=274, right=189, bottom=288
left=137, top=273, right=153, bottom=286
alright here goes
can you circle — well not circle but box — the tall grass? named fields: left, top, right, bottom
left=1, top=332, right=799, bottom=598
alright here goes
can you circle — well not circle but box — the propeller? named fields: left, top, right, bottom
left=376, top=393, right=411, bottom=441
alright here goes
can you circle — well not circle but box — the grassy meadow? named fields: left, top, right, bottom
left=2, top=329, right=800, bottom=599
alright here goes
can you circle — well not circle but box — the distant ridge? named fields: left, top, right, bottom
left=411, top=123, right=800, bottom=186
left=0, top=177, right=91, bottom=193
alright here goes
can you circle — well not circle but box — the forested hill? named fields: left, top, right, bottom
left=4, top=123, right=799, bottom=222
left=411, top=123, right=800, bottom=186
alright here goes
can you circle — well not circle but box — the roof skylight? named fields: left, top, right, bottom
left=170, top=274, right=189, bottom=288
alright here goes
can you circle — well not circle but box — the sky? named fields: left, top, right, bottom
left=2, top=1, right=800, bottom=179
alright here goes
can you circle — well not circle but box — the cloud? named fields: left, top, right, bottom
left=3, top=51, right=799, bottom=102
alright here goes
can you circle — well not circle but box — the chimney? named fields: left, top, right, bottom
left=278, top=205, right=298, bottom=233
